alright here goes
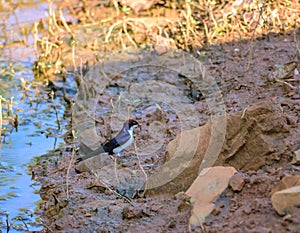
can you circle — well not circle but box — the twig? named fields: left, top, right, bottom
left=34, top=37, right=60, bottom=48
left=123, top=20, right=138, bottom=47
left=18, top=217, right=29, bottom=232
left=246, top=0, right=267, bottom=71
left=52, top=10, right=64, bottom=33
left=49, top=91, right=61, bottom=130
left=105, top=17, right=175, bottom=44
left=6, top=213, right=10, bottom=233
left=293, top=29, right=300, bottom=55
left=114, top=156, right=120, bottom=184
left=134, top=141, right=147, bottom=197
left=105, top=20, right=123, bottom=43
left=241, top=106, right=248, bottom=119
left=92, top=170, right=133, bottom=204
left=112, top=0, right=120, bottom=16
left=66, top=132, right=77, bottom=200
left=274, top=77, right=296, bottom=89
left=71, top=38, right=77, bottom=73
left=59, top=9, right=72, bottom=34
left=40, top=219, right=55, bottom=233
left=134, top=141, right=147, bottom=181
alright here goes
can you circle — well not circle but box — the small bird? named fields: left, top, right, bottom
left=76, top=119, right=139, bottom=163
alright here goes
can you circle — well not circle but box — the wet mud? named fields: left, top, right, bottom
left=33, top=29, right=300, bottom=232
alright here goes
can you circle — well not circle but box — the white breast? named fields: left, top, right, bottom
left=112, top=129, right=134, bottom=154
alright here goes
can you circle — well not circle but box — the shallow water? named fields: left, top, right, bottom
left=0, top=1, right=66, bottom=232
left=0, top=64, right=65, bottom=232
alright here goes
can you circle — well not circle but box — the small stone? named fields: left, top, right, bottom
left=229, top=173, right=245, bottom=191
left=174, top=191, right=186, bottom=200
left=219, top=201, right=225, bottom=208
left=243, top=205, right=252, bottom=214
left=286, top=115, right=298, bottom=127
left=155, top=45, right=168, bottom=55
left=211, top=208, right=221, bottom=216
left=122, top=206, right=144, bottom=219
left=282, top=214, right=292, bottom=222
left=85, top=213, right=92, bottom=217
left=291, top=149, right=300, bottom=165
left=271, top=185, right=300, bottom=215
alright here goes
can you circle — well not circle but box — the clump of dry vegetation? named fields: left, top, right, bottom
left=0, top=69, right=18, bottom=141
left=31, top=0, right=300, bottom=80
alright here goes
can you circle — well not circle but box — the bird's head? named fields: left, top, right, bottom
left=124, top=119, right=139, bottom=131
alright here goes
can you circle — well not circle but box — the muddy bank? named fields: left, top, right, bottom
left=32, top=29, right=300, bottom=232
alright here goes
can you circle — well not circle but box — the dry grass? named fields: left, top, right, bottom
left=28, top=0, right=300, bottom=79
left=0, top=94, right=17, bottom=141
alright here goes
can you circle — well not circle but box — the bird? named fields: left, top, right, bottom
left=76, top=119, right=139, bottom=163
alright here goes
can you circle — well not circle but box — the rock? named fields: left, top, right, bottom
left=146, top=100, right=290, bottom=195
left=291, top=149, right=300, bottom=165
left=216, top=101, right=290, bottom=170
left=122, top=206, right=144, bottom=219
left=211, top=208, right=221, bottom=216
left=229, top=173, right=245, bottom=191
left=243, top=205, right=252, bottom=215
left=75, top=161, right=90, bottom=173
left=185, top=166, right=237, bottom=226
left=145, top=121, right=212, bottom=195
left=271, top=175, right=300, bottom=195
left=151, top=35, right=176, bottom=55
left=271, top=185, right=300, bottom=215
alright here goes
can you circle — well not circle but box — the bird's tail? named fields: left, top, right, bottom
left=75, top=145, right=106, bottom=163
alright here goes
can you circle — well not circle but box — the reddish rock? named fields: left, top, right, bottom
left=271, top=185, right=300, bottom=215
left=211, top=208, right=221, bottom=216
left=216, top=101, right=290, bottom=170
left=146, top=121, right=212, bottom=194
left=229, top=173, right=245, bottom=191
left=146, top=101, right=290, bottom=195
left=185, top=166, right=237, bottom=226
left=271, top=175, right=300, bottom=195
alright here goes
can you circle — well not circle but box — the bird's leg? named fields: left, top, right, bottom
left=113, top=156, right=120, bottom=184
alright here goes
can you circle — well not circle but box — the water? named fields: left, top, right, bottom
left=0, top=64, right=66, bottom=232
left=0, top=1, right=67, bottom=232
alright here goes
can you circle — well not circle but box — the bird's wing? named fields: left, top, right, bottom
left=75, top=129, right=132, bottom=163
left=102, top=129, right=131, bottom=154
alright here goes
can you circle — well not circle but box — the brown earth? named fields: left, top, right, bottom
left=2, top=0, right=300, bottom=232
left=33, top=28, right=300, bottom=233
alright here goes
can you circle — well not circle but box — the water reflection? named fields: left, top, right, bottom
left=0, top=1, right=67, bottom=232
left=0, top=60, right=65, bottom=232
